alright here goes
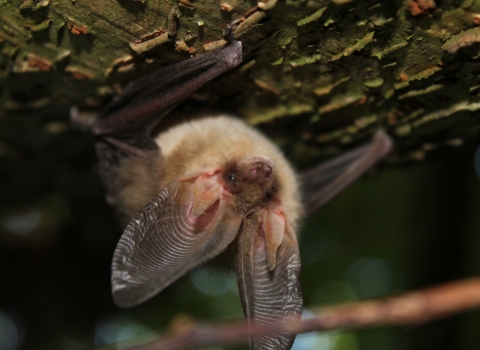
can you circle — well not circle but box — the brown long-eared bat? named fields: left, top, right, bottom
left=85, top=26, right=393, bottom=350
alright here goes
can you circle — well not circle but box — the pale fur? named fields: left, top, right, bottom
left=155, top=116, right=302, bottom=227
left=116, top=116, right=302, bottom=228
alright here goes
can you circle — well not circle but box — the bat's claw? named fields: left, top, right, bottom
left=223, top=19, right=241, bottom=41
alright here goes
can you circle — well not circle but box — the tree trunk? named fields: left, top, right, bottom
left=1, top=0, right=480, bottom=163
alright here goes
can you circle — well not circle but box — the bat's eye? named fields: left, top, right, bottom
left=228, top=174, right=236, bottom=182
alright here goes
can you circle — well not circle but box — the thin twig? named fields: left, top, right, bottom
left=128, top=277, right=480, bottom=350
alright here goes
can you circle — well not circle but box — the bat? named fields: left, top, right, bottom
left=86, top=27, right=393, bottom=350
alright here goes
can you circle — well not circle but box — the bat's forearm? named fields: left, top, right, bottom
left=92, top=41, right=242, bottom=138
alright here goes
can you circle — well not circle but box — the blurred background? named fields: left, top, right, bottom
left=1, top=106, right=480, bottom=350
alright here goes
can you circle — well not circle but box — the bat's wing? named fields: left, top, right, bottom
left=92, top=40, right=242, bottom=150
left=93, top=40, right=242, bottom=207
left=111, top=179, right=243, bottom=308
left=300, top=130, right=393, bottom=215
left=237, top=211, right=303, bottom=350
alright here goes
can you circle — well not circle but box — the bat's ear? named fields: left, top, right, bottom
left=237, top=210, right=303, bottom=350
left=191, top=172, right=223, bottom=217
left=300, top=130, right=393, bottom=214
left=111, top=178, right=242, bottom=308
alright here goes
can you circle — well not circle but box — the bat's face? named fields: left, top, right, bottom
left=222, top=156, right=275, bottom=209
left=180, top=156, right=276, bottom=224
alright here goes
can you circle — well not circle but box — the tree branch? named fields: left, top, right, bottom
left=126, top=277, right=480, bottom=350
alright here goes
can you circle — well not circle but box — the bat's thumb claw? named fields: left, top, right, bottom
left=223, top=19, right=241, bottom=41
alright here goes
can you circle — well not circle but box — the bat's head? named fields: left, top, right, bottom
left=222, top=156, right=277, bottom=212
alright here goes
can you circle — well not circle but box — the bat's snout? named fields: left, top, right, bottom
left=246, top=157, right=273, bottom=183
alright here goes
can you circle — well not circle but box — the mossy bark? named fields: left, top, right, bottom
left=1, top=0, right=480, bottom=166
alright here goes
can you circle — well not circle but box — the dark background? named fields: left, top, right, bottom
left=1, top=106, right=480, bottom=350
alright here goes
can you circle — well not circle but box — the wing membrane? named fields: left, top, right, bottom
left=300, top=130, right=393, bottom=214
left=112, top=181, right=242, bottom=307
left=92, top=41, right=243, bottom=138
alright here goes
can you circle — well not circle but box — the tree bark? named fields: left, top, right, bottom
left=1, top=0, right=480, bottom=163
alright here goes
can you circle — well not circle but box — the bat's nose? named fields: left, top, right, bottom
left=250, top=160, right=273, bottom=181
